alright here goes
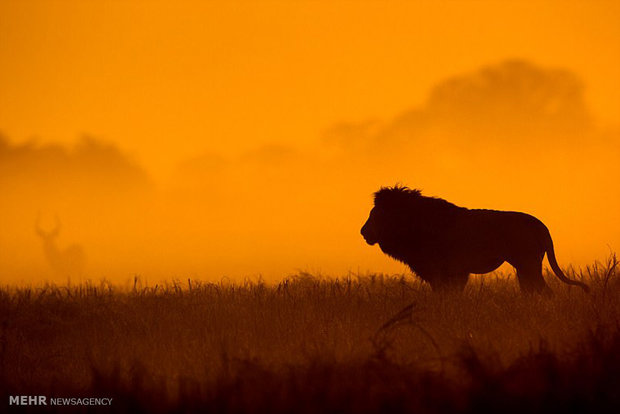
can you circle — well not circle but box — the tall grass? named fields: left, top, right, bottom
left=1, top=257, right=619, bottom=413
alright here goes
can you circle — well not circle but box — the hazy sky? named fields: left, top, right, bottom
left=1, top=0, right=619, bottom=176
left=1, top=1, right=619, bottom=283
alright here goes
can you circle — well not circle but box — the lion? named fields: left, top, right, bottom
left=360, top=185, right=589, bottom=294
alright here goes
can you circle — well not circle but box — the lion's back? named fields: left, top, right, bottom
left=459, top=209, right=549, bottom=253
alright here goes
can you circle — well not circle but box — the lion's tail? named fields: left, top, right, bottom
left=545, top=232, right=590, bottom=293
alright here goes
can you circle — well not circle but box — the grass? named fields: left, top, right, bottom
left=1, top=256, right=619, bottom=413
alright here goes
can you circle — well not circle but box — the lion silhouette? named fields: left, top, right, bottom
left=361, top=185, right=589, bottom=293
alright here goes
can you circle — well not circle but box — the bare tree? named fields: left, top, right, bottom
left=35, top=215, right=86, bottom=278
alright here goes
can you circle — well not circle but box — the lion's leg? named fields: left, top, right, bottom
left=514, top=257, right=551, bottom=294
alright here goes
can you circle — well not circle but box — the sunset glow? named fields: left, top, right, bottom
left=1, top=0, right=619, bottom=283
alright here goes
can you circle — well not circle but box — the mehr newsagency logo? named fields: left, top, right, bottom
left=9, top=395, right=113, bottom=406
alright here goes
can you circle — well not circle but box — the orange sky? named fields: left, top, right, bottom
left=0, top=1, right=619, bottom=283
left=1, top=0, right=619, bottom=174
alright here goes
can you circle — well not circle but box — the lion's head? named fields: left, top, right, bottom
left=361, top=185, right=422, bottom=246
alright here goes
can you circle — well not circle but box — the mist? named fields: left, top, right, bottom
left=1, top=61, right=618, bottom=284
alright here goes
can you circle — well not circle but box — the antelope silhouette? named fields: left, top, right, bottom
left=35, top=215, right=86, bottom=278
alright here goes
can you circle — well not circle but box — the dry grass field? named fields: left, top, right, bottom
left=1, top=257, right=619, bottom=413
